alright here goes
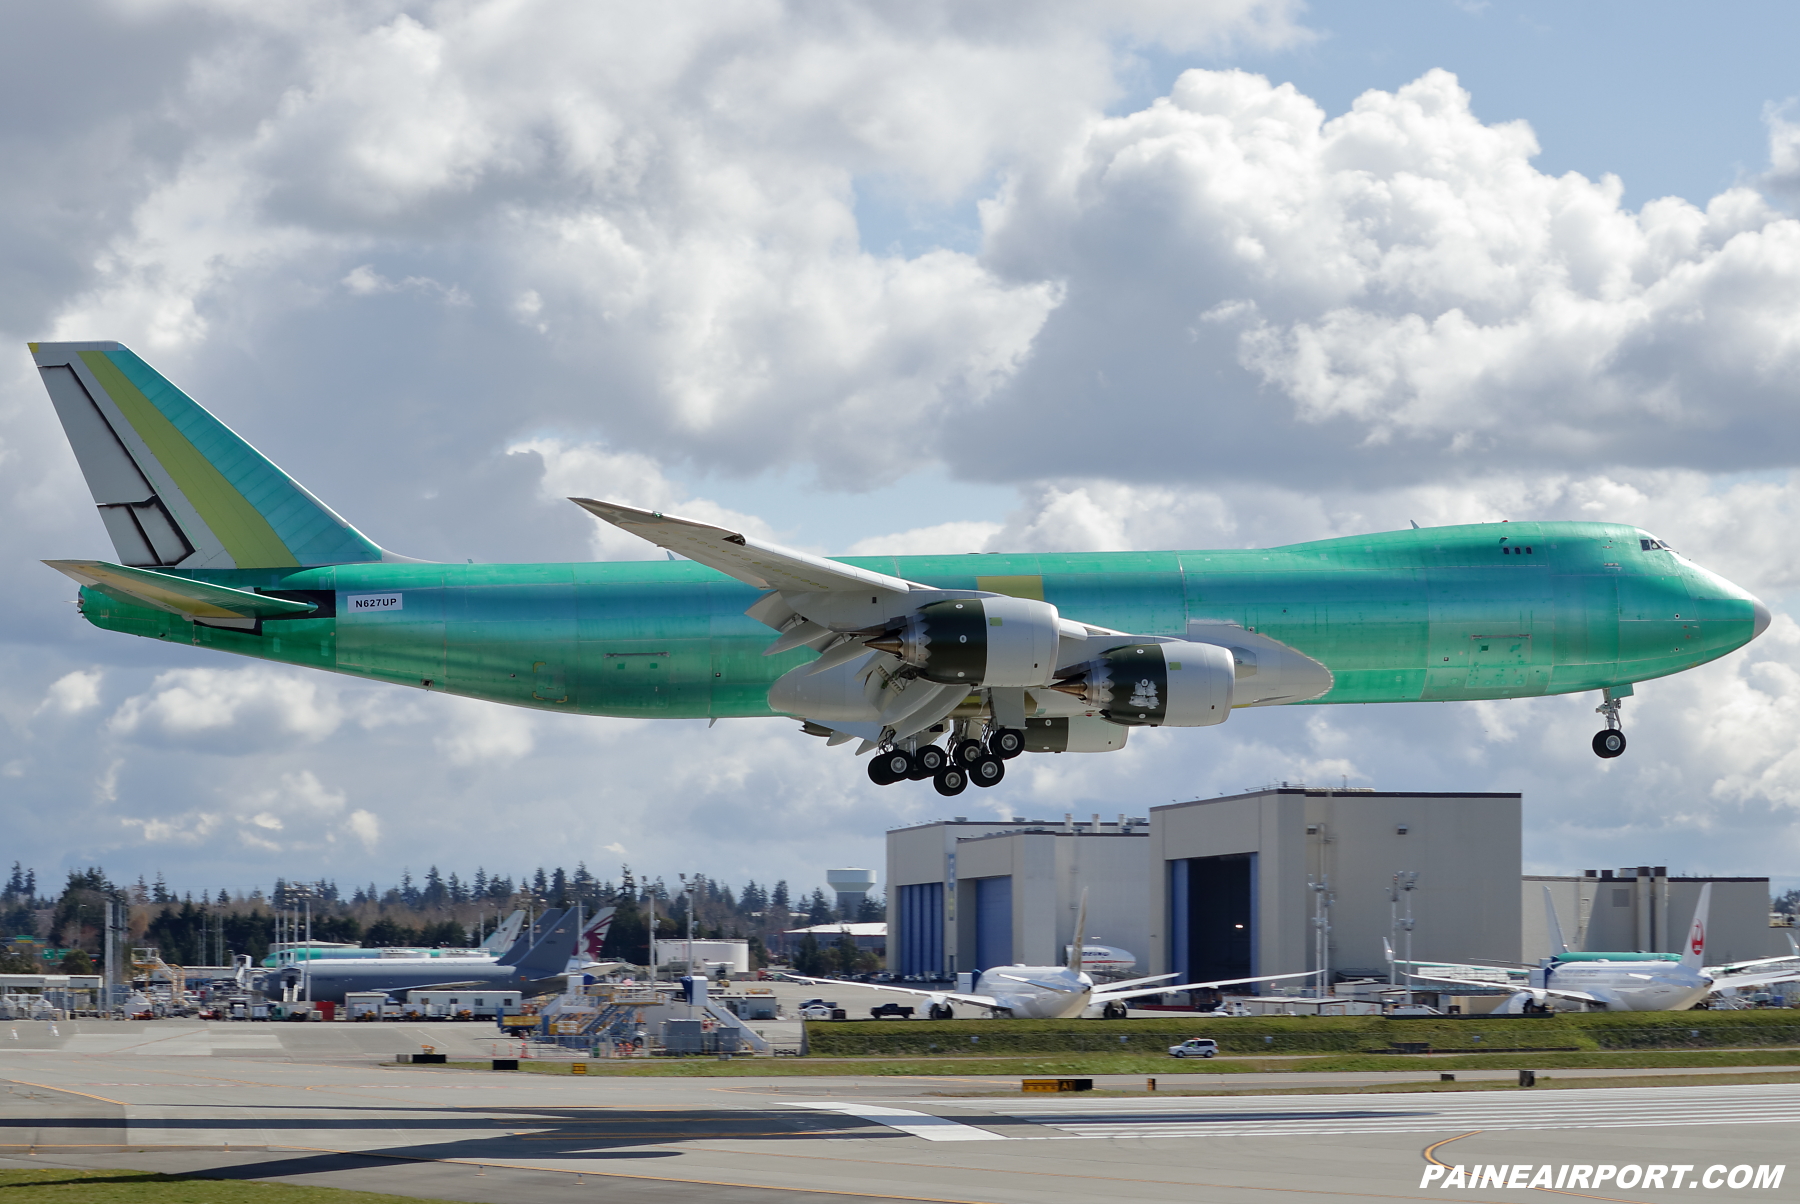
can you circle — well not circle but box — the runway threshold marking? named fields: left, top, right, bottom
left=788, top=1102, right=1009, bottom=1141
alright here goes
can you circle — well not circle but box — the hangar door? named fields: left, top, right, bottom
left=974, top=876, right=1013, bottom=970
left=1170, top=853, right=1255, bottom=986
left=897, top=883, right=943, bottom=977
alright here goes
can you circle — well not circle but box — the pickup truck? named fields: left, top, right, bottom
left=869, top=1002, right=915, bottom=1019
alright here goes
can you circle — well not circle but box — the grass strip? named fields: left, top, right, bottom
left=0, top=1168, right=459, bottom=1203
left=419, top=1045, right=1800, bottom=1077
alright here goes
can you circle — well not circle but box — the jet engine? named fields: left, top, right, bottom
left=1050, top=640, right=1234, bottom=727
left=866, top=596, right=1061, bottom=688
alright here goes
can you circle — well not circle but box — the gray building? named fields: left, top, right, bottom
left=886, top=815, right=1150, bottom=978
left=1527, top=870, right=1782, bottom=965
left=1146, top=788, right=1523, bottom=986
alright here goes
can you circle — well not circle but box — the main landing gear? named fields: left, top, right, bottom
left=867, top=725, right=1024, bottom=793
left=1592, top=689, right=1627, bottom=759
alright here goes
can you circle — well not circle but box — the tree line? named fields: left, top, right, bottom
left=2, top=861, right=882, bottom=972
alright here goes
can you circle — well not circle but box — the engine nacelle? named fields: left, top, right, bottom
left=1021, top=715, right=1128, bottom=753
left=1051, top=640, right=1234, bottom=727
left=867, top=596, right=1061, bottom=688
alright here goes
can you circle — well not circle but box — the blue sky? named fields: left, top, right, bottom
left=2, top=0, right=1798, bottom=909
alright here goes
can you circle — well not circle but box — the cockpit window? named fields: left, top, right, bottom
left=1639, top=536, right=1675, bottom=552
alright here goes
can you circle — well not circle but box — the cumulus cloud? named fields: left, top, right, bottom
left=433, top=697, right=535, bottom=767
left=109, top=667, right=347, bottom=750
left=973, top=68, right=1800, bottom=485
left=37, top=669, right=102, bottom=717
left=6, top=2, right=1800, bottom=894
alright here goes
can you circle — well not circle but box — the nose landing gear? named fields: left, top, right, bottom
left=1592, top=689, right=1628, bottom=759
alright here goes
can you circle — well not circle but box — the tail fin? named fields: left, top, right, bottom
left=1068, top=890, right=1088, bottom=973
left=30, top=341, right=386, bottom=570
left=1543, top=886, right=1570, bottom=955
left=497, top=908, right=580, bottom=977
left=578, top=907, right=617, bottom=962
left=1680, top=884, right=1712, bottom=970
left=478, top=910, right=525, bottom=955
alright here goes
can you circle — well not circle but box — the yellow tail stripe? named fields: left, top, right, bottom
left=79, top=351, right=298, bottom=569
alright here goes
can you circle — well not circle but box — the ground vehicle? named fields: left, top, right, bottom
left=1168, top=1038, right=1218, bottom=1058
left=799, top=1004, right=845, bottom=1020
left=870, top=1002, right=915, bottom=1019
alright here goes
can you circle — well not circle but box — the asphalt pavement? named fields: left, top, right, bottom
left=1, top=1018, right=1795, bottom=1204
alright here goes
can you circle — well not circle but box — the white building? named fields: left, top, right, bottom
left=886, top=815, right=1151, bottom=978
left=1145, top=788, right=1523, bottom=986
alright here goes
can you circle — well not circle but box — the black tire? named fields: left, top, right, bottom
left=970, top=755, right=1006, bottom=788
left=953, top=738, right=985, bottom=765
left=1592, top=729, right=1627, bottom=759
left=990, top=727, right=1025, bottom=759
left=1102, top=1001, right=1127, bottom=1020
left=933, top=764, right=968, bottom=796
left=869, top=749, right=912, bottom=785
left=927, top=1003, right=953, bottom=1021
left=916, top=745, right=947, bottom=774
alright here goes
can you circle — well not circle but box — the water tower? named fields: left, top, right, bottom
left=826, top=868, right=877, bottom=918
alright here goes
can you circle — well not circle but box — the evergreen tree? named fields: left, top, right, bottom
left=771, top=881, right=789, bottom=910
left=805, top=887, right=833, bottom=925
left=832, top=929, right=861, bottom=974
left=532, top=867, right=549, bottom=897
left=152, top=872, right=170, bottom=904
left=422, top=866, right=445, bottom=908
left=855, top=895, right=885, bottom=922
left=5, top=863, right=24, bottom=897
left=217, top=888, right=231, bottom=906
left=472, top=868, right=488, bottom=897
left=550, top=867, right=569, bottom=906
left=400, top=869, right=420, bottom=907
left=794, top=932, right=823, bottom=975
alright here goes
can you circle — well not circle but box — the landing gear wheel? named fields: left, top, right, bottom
left=915, top=745, right=948, bottom=775
left=1592, top=729, right=1627, bottom=758
left=1101, top=1000, right=1127, bottom=1020
left=953, top=738, right=985, bottom=765
left=868, top=749, right=912, bottom=785
left=927, top=1003, right=953, bottom=1021
left=969, top=755, right=1006, bottom=788
left=933, top=764, right=968, bottom=796
left=989, top=727, right=1025, bottom=760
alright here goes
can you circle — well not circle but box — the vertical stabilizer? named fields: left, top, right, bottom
left=478, top=910, right=525, bottom=955
left=1680, top=884, right=1712, bottom=971
left=1543, top=886, right=1570, bottom=956
left=30, top=341, right=386, bottom=569
left=578, top=907, right=617, bottom=963
left=1068, top=890, right=1088, bottom=973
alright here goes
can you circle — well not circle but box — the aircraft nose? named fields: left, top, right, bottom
left=1752, top=596, right=1772, bottom=640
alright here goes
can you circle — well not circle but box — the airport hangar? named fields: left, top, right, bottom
left=885, top=787, right=1783, bottom=985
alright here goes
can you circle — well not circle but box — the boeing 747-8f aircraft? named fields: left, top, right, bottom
left=30, top=342, right=1771, bottom=793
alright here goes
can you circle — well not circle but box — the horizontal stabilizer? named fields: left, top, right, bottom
left=46, top=559, right=316, bottom=630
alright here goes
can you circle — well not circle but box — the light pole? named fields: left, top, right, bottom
left=1308, top=876, right=1333, bottom=998
left=1398, top=872, right=1419, bottom=1008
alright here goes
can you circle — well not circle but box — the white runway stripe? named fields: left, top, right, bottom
left=998, top=1083, right=1800, bottom=1140
left=790, top=1102, right=1009, bottom=1141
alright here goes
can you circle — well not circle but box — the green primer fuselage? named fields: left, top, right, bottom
left=76, top=520, right=1758, bottom=719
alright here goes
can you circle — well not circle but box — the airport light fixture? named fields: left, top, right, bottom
left=1398, top=872, right=1420, bottom=1008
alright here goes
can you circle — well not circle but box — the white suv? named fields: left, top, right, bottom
left=1167, top=1038, right=1219, bottom=1059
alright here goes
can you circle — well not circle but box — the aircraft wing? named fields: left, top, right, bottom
left=1410, top=971, right=1607, bottom=1005
left=780, top=973, right=997, bottom=1009
left=1707, top=967, right=1800, bottom=991
left=45, top=559, right=316, bottom=628
left=1092, top=970, right=1314, bottom=1004
left=570, top=499, right=916, bottom=597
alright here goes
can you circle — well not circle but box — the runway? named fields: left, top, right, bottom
left=2, top=1020, right=1794, bottom=1203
